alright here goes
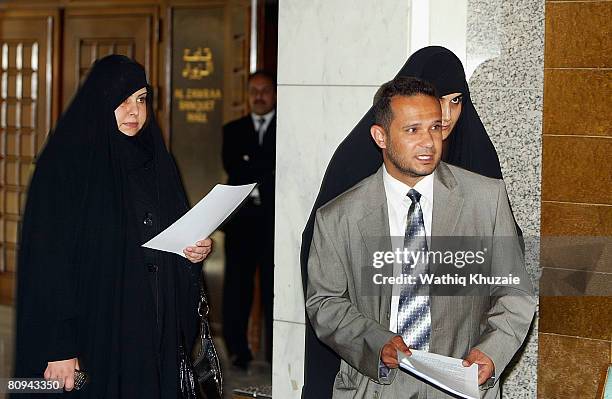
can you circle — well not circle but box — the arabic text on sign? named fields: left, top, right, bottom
left=182, top=47, right=214, bottom=80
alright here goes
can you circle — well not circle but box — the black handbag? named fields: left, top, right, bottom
left=179, top=289, right=223, bottom=399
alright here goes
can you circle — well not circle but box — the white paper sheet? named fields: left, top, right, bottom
left=142, top=183, right=256, bottom=257
left=398, top=350, right=480, bottom=399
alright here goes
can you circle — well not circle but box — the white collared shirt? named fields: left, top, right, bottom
left=382, top=164, right=434, bottom=333
left=251, top=109, right=275, bottom=145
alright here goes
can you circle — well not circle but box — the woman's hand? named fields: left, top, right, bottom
left=183, top=237, right=213, bottom=263
left=44, top=358, right=79, bottom=391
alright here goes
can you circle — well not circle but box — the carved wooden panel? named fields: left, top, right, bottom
left=0, top=10, right=57, bottom=304
left=77, top=39, right=135, bottom=86
left=62, top=7, right=156, bottom=110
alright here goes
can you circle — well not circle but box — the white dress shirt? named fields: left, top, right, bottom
left=382, top=164, right=434, bottom=333
left=251, top=109, right=275, bottom=145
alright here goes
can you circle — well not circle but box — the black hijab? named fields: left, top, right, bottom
left=300, top=46, right=510, bottom=398
left=398, top=46, right=503, bottom=179
left=14, top=55, right=201, bottom=398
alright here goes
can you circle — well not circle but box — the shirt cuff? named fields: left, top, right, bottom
left=378, top=359, right=391, bottom=382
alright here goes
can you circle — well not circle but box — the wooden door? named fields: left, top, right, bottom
left=62, top=6, right=158, bottom=110
left=0, top=9, right=59, bottom=305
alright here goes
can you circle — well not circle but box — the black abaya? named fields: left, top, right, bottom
left=300, top=46, right=519, bottom=398
left=14, top=55, right=201, bottom=399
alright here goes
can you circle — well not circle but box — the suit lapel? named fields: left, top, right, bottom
left=356, top=168, right=393, bottom=322
left=431, top=162, right=463, bottom=237
left=430, top=162, right=463, bottom=354
left=353, top=164, right=464, bottom=346
left=262, top=115, right=276, bottom=150
left=354, top=164, right=464, bottom=329
left=246, top=115, right=259, bottom=147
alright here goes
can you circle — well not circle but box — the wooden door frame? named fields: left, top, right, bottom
left=0, top=8, right=60, bottom=305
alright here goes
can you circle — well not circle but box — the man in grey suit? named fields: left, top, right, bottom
left=306, top=77, right=535, bottom=398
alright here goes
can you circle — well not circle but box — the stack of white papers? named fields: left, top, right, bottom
left=142, top=183, right=256, bottom=256
left=397, top=350, right=479, bottom=399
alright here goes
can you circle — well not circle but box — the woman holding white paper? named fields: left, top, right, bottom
left=15, top=55, right=212, bottom=398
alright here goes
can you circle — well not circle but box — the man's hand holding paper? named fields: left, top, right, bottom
left=462, top=348, right=495, bottom=385
left=397, top=349, right=480, bottom=399
left=381, top=335, right=411, bottom=368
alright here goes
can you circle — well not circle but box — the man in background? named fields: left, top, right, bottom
left=221, top=71, right=276, bottom=370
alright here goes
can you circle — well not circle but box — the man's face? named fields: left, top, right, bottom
left=248, top=75, right=276, bottom=115
left=371, top=95, right=443, bottom=186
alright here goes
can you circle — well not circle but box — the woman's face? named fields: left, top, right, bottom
left=439, top=92, right=462, bottom=140
left=114, top=87, right=148, bottom=136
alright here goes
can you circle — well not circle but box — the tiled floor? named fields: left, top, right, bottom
left=0, top=239, right=272, bottom=398
left=215, top=336, right=272, bottom=399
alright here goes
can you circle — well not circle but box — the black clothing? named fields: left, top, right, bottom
left=222, top=208, right=274, bottom=364
left=14, top=55, right=201, bottom=399
left=300, top=46, right=520, bottom=398
left=397, top=46, right=523, bottom=237
left=395, top=46, right=504, bottom=179
left=222, top=114, right=276, bottom=216
left=221, top=114, right=275, bottom=363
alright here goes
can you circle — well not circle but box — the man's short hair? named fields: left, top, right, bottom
left=248, top=70, right=277, bottom=87
left=372, top=77, right=438, bottom=132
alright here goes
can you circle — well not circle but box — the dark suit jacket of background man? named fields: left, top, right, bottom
left=221, top=113, right=276, bottom=362
left=222, top=114, right=276, bottom=224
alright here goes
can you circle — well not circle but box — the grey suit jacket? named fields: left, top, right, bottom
left=306, top=163, right=536, bottom=399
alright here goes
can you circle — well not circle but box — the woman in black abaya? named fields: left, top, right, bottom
left=300, top=46, right=521, bottom=398
left=14, top=55, right=212, bottom=398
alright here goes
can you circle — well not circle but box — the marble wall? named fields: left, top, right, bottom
left=466, top=1, right=544, bottom=397
left=274, top=3, right=412, bottom=397
left=274, top=1, right=544, bottom=398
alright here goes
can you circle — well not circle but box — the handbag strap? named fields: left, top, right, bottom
left=197, top=288, right=209, bottom=318
left=197, top=288, right=212, bottom=340
left=195, top=286, right=224, bottom=397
